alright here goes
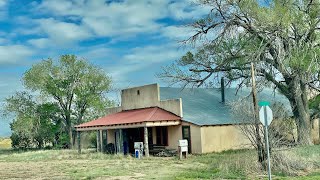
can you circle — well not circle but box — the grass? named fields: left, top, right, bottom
left=0, top=145, right=319, bottom=179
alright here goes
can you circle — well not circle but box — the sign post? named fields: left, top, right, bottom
left=259, top=101, right=273, bottom=180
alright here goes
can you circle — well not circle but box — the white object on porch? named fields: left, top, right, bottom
left=178, top=139, right=188, bottom=159
left=134, top=142, right=144, bottom=159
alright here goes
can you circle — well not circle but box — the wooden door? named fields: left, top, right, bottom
left=182, top=126, right=191, bottom=153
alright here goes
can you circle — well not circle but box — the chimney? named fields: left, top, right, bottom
left=221, top=77, right=225, bottom=103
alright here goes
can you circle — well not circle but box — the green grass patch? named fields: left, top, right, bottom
left=0, top=146, right=319, bottom=179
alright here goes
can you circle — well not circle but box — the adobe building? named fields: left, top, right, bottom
left=75, top=83, right=319, bottom=155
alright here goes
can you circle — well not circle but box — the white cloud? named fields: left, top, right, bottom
left=0, top=0, right=8, bottom=20
left=79, top=46, right=113, bottom=61
left=105, top=43, right=186, bottom=84
left=0, top=37, right=9, bottom=44
left=123, top=45, right=182, bottom=63
left=37, top=0, right=168, bottom=38
left=34, top=0, right=209, bottom=40
left=168, top=1, right=211, bottom=20
left=36, top=18, right=92, bottom=45
left=161, top=25, right=196, bottom=41
left=0, top=0, right=7, bottom=8
left=0, top=45, right=34, bottom=64
left=28, top=38, right=50, bottom=49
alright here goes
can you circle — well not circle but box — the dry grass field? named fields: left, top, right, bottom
left=0, top=138, right=11, bottom=149
left=0, top=144, right=319, bottom=179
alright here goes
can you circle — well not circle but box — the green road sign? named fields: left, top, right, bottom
left=259, top=101, right=270, bottom=106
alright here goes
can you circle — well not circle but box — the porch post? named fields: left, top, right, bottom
left=144, top=126, right=149, bottom=157
left=77, top=131, right=81, bottom=154
left=96, top=130, right=101, bottom=152
left=100, top=130, right=104, bottom=153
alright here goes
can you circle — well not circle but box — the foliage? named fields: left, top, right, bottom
left=3, top=55, right=113, bottom=149
left=4, top=92, right=59, bottom=149
left=159, top=0, right=320, bottom=145
left=88, top=131, right=97, bottom=148
left=22, top=55, right=113, bottom=148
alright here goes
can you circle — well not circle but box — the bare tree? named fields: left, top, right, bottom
left=229, top=96, right=297, bottom=167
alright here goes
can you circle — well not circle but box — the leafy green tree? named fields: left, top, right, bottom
left=23, top=55, right=112, bottom=148
left=160, top=0, right=320, bottom=145
left=4, top=92, right=58, bottom=149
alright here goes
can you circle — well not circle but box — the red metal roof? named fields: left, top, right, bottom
left=76, top=107, right=181, bottom=128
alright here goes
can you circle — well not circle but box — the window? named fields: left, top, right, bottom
left=156, top=127, right=168, bottom=146
left=137, top=90, right=140, bottom=95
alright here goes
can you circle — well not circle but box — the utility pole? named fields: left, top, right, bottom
left=251, top=62, right=264, bottom=164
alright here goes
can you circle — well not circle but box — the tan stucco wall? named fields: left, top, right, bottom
left=166, top=123, right=202, bottom=154
left=118, top=84, right=183, bottom=117
left=107, top=129, right=115, bottom=144
left=159, top=98, right=183, bottom=117
left=167, top=125, right=182, bottom=150
left=200, top=125, right=251, bottom=153
left=121, top=84, right=160, bottom=110
left=106, top=106, right=122, bottom=115
left=188, top=123, right=202, bottom=154
left=152, top=127, right=156, bottom=144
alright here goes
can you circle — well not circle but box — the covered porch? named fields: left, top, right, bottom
left=75, top=107, right=182, bottom=157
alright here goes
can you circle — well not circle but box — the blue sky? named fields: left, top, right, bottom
left=0, top=0, right=211, bottom=136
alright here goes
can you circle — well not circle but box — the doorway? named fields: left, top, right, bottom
left=182, top=126, right=191, bottom=153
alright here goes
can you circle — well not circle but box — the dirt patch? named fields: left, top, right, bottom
left=96, top=173, right=145, bottom=180
left=0, top=162, right=69, bottom=180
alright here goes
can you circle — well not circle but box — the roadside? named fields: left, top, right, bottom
left=0, top=145, right=319, bottom=179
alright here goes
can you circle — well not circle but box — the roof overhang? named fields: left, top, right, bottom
left=76, top=120, right=181, bottom=131
left=75, top=107, right=182, bottom=131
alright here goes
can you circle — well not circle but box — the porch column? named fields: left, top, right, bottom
left=100, top=130, right=104, bottom=153
left=77, top=131, right=81, bottom=154
left=144, top=126, right=149, bottom=157
left=96, top=130, right=101, bottom=152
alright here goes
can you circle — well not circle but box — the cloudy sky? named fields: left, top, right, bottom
left=0, top=0, right=211, bottom=136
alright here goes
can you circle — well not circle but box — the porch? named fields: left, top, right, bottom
left=75, top=107, right=182, bottom=156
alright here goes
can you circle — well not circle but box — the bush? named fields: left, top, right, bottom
left=10, top=132, right=32, bottom=149
left=55, top=133, right=70, bottom=149
left=271, top=151, right=311, bottom=176
left=88, top=132, right=97, bottom=148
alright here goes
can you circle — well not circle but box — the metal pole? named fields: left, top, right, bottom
left=264, top=106, right=272, bottom=180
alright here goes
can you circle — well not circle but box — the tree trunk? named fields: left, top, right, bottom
left=69, top=127, right=73, bottom=149
left=65, top=113, right=75, bottom=149
left=292, top=105, right=312, bottom=145
left=77, top=131, right=81, bottom=154
left=289, top=78, right=313, bottom=145
left=251, top=63, right=266, bottom=165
